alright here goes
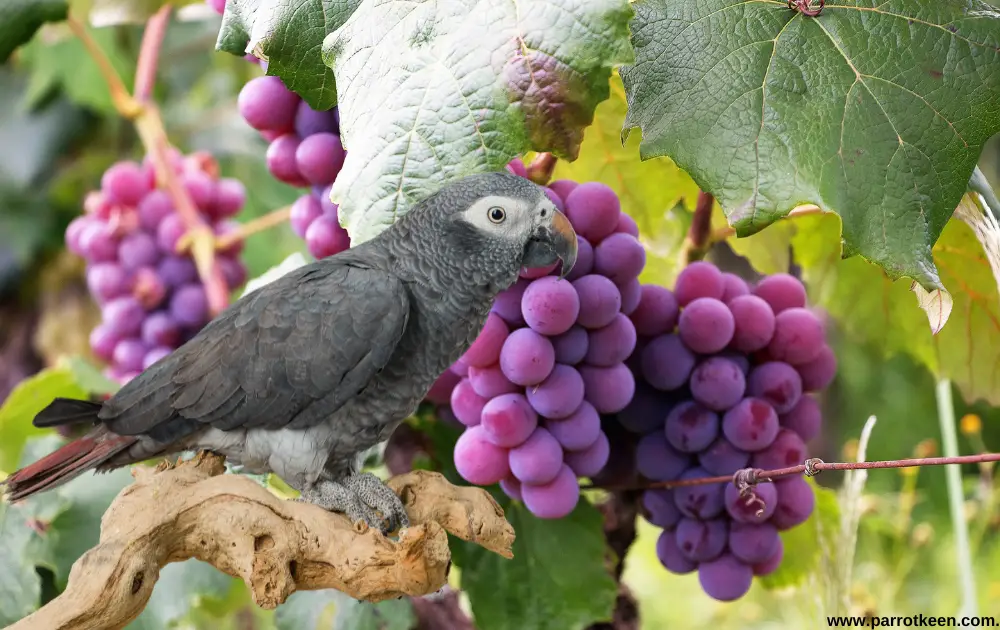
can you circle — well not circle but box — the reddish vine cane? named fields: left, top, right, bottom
left=788, top=0, right=825, bottom=17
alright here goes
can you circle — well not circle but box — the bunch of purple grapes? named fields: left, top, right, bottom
left=616, top=262, right=836, bottom=601
left=426, top=164, right=644, bottom=519
left=65, top=151, right=248, bottom=385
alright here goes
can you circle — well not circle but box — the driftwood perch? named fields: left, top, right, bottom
left=6, top=452, right=515, bottom=630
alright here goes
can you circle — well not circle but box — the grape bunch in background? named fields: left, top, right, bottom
left=617, top=263, right=836, bottom=601
left=426, top=163, right=644, bottom=519
left=66, top=152, right=248, bottom=385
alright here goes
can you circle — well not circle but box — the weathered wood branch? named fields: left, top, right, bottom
left=6, top=452, right=515, bottom=630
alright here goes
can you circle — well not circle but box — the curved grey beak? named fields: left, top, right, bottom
left=521, top=208, right=579, bottom=279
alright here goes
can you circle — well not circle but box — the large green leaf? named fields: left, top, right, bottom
left=128, top=560, right=236, bottom=629
left=70, top=0, right=200, bottom=26
left=322, top=0, right=634, bottom=244
left=620, top=0, right=1000, bottom=293
left=216, top=0, right=360, bottom=110
left=0, top=0, right=67, bottom=63
left=274, top=589, right=414, bottom=630
left=452, top=499, right=616, bottom=630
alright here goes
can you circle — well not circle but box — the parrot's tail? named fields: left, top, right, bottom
left=2, top=399, right=138, bottom=502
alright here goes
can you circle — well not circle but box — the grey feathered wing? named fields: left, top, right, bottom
left=98, top=261, right=411, bottom=444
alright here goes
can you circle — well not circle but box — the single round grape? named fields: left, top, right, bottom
left=480, top=393, right=538, bottom=447
left=593, top=233, right=646, bottom=284
left=572, top=275, right=621, bottom=329
left=462, top=312, right=509, bottom=368
left=747, top=361, right=803, bottom=414
left=509, top=427, right=563, bottom=484
left=103, top=297, right=145, bottom=337
left=491, top=278, right=529, bottom=326
left=564, top=236, right=594, bottom=281
left=294, top=102, right=339, bottom=137
left=729, top=521, right=779, bottom=565
left=505, top=158, right=527, bottom=177
left=102, top=161, right=150, bottom=207
left=86, top=263, right=128, bottom=303
left=218, top=257, right=248, bottom=290
left=499, top=328, right=555, bottom=386
left=636, top=431, right=691, bottom=481
left=797, top=345, right=837, bottom=392
left=643, top=489, right=681, bottom=529
left=521, top=464, right=580, bottom=519
left=543, top=188, right=564, bottom=213
left=450, top=378, right=486, bottom=427
left=526, top=364, right=584, bottom=419
left=768, top=307, right=824, bottom=365
left=90, top=323, right=120, bottom=361
left=426, top=369, right=461, bottom=405
left=780, top=395, right=821, bottom=442
left=617, top=381, right=671, bottom=434
left=289, top=194, right=323, bottom=238
left=675, top=517, right=727, bottom=562
left=499, top=476, right=522, bottom=501
left=699, top=437, right=751, bottom=476
left=305, top=215, right=351, bottom=259
left=722, top=398, right=779, bottom=452
left=142, top=346, right=173, bottom=370
left=616, top=212, right=639, bottom=237
left=295, top=132, right=346, bottom=186
left=157, top=255, right=197, bottom=288
left=665, top=401, right=720, bottom=453
left=674, top=468, right=725, bottom=519
left=752, top=428, right=808, bottom=471
left=618, top=278, right=642, bottom=316
left=266, top=134, right=308, bottom=187
left=641, top=334, right=696, bottom=391
left=564, top=182, right=621, bottom=243
left=551, top=325, right=588, bottom=365
left=80, top=222, right=119, bottom=262
left=678, top=298, right=735, bottom=354
left=170, top=284, right=209, bottom=329
left=238, top=76, right=300, bottom=133
left=545, top=400, right=600, bottom=451
left=182, top=170, right=215, bottom=211
left=724, top=480, right=777, bottom=523
left=156, top=214, right=186, bottom=254
left=130, top=266, right=167, bottom=310
left=674, top=261, right=724, bottom=306
left=698, top=553, right=753, bottom=602
left=137, top=190, right=174, bottom=231
left=547, top=179, right=578, bottom=202
left=212, top=178, right=246, bottom=219
left=753, top=273, right=806, bottom=314
left=317, top=183, right=338, bottom=217
left=579, top=363, right=634, bottom=413
left=113, top=338, right=147, bottom=372
left=454, top=426, right=511, bottom=485
left=770, top=475, right=815, bottom=530
left=565, top=431, right=610, bottom=477
left=690, top=357, right=746, bottom=411
left=584, top=314, right=636, bottom=367
left=656, top=530, right=696, bottom=574
left=631, top=285, right=679, bottom=336
left=521, top=277, right=580, bottom=335
left=728, top=295, right=776, bottom=353
left=752, top=538, right=784, bottom=576
left=118, top=232, right=160, bottom=271
left=519, top=262, right=558, bottom=279
left=720, top=273, right=750, bottom=302
left=66, top=216, right=92, bottom=256
left=468, top=364, right=519, bottom=398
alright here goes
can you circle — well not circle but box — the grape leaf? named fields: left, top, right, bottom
left=274, top=589, right=414, bottom=630
left=321, top=0, right=634, bottom=244
left=0, top=0, right=67, bottom=63
left=620, top=0, right=1000, bottom=294
left=452, top=499, right=616, bottom=630
left=216, top=0, right=360, bottom=110
left=129, top=560, right=236, bottom=629
left=70, top=0, right=200, bottom=26
left=759, top=478, right=840, bottom=589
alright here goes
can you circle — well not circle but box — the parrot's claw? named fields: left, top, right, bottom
left=298, top=474, right=408, bottom=535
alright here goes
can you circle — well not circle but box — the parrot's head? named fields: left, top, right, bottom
left=425, top=171, right=578, bottom=287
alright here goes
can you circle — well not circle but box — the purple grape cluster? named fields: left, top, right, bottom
left=618, top=263, right=836, bottom=601
left=65, top=151, right=248, bottom=385
left=426, top=162, right=644, bottom=519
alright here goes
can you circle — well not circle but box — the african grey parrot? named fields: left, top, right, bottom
left=2, top=172, right=577, bottom=533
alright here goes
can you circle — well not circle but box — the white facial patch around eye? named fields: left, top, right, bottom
left=460, top=194, right=531, bottom=239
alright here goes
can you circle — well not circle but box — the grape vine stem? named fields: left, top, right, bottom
left=526, top=153, right=558, bottom=186
left=214, top=206, right=292, bottom=251
left=683, top=191, right=715, bottom=263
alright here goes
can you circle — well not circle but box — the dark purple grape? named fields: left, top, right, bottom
left=728, top=522, right=779, bottom=564
left=170, top=284, right=209, bottom=328
left=720, top=273, right=750, bottom=302
left=770, top=476, right=815, bottom=530
left=797, top=345, right=837, bottom=392
left=294, top=101, right=339, bottom=137
left=699, top=437, right=751, bottom=476
left=636, top=431, right=690, bottom=481
left=546, top=401, right=600, bottom=451
left=616, top=212, right=639, bottom=237
left=157, top=255, right=197, bottom=288
left=753, top=538, right=784, bottom=576
left=722, top=398, right=779, bottom=452
left=579, top=363, right=634, bottom=413
left=747, top=361, right=803, bottom=414
left=673, top=468, right=725, bottom=519
left=641, top=334, right=695, bottom=391
left=675, top=517, right=727, bottom=562
left=643, top=489, right=681, bottom=529
left=751, top=428, right=807, bottom=471
left=630, top=285, right=679, bottom=336
left=118, top=232, right=160, bottom=271
left=492, top=278, right=529, bottom=326
left=617, top=381, right=671, bottom=435
left=218, top=257, right=248, bottom=289
left=724, top=480, right=777, bottom=523
left=698, top=553, right=753, bottom=602
left=584, top=314, right=636, bottom=367
left=665, top=401, right=720, bottom=453
left=564, top=236, right=594, bottom=281
left=564, top=431, right=610, bottom=477
left=618, top=278, right=642, bottom=316
left=689, top=357, right=746, bottom=411
left=656, top=530, right=696, bottom=574
left=141, top=311, right=180, bottom=347
left=780, top=395, right=821, bottom=442
left=551, top=325, right=588, bottom=365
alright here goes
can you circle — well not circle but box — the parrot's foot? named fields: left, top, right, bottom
left=298, top=473, right=409, bottom=535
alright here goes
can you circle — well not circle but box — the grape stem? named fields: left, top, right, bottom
left=212, top=206, right=292, bottom=251
left=526, top=153, right=558, bottom=186
left=683, top=191, right=715, bottom=263
left=134, top=5, right=172, bottom=103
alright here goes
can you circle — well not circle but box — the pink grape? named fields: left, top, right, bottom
left=454, top=426, right=511, bottom=485
left=491, top=278, right=529, bottom=326
left=689, top=357, right=746, bottom=411
left=450, top=378, right=486, bottom=426
left=753, top=273, right=806, bottom=314
left=641, top=334, right=695, bottom=391
left=462, top=312, right=509, bottom=367
left=722, top=398, right=779, bottom=452
left=238, top=76, right=300, bottom=133
left=101, top=161, right=150, bottom=207
left=674, top=261, right=724, bottom=306
left=616, top=212, right=639, bottom=237
left=499, top=328, right=555, bottom=386
left=547, top=179, right=578, bottom=202
left=675, top=517, right=727, bottom=562
left=90, top=323, right=120, bottom=361
left=103, top=297, right=145, bottom=337
left=294, top=102, right=339, bottom=137
left=618, top=278, right=642, bottom=316
left=631, top=285, right=679, bottom=336
left=564, top=182, right=620, bottom=243
left=266, top=134, right=308, bottom=187
left=797, top=345, right=837, bottom=392
left=290, top=194, right=323, bottom=238
left=720, top=273, right=750, bottom=302
left=118, top=232, right=160, bottom=271
left=729, top=522, right=780, bottom=564
left=156, top=214, right=186, bottom=253
left=768, top=307, right=824, bottom=365
left=584, top=314, right=636, bottom=367
left=674, top=468, right=725, bottom=519
left=545, top=401, right=600, bottom=451
left=505, top=158, right=527, bottom=177
left=142, top=346, right=173, bottom=369
left=780, top=395, right=821, bottom=442
left=747, top=361, right=802, bottom=414
left=725, top=480, right=776, bottom=523
left=698, top=554, right=753, bottom=602
left=113, top=339, right=147, bottom=372
left=572, top=275, right=621, bottom=329
left=295, top=132, right=346, bottom=185
left=138, top=190, right=174, bottom=231
left=579, top=363, right=634, bottom=413
left=170, top=284, right=209, bottom=328
left=141, top=313, right=179, bottom=349
left=305, top=215, right=350, bottom=259
left=182, top=170, right=215, bottom=211
left=727, top=295, right=776, bottom=353
left=636, top=432, right=691, bottom=481
left=656, top=531, right=696, bottom=574
left=499, top=476, right=522, bottom=501
left=480, top=393, right=538, bottom=447
left=519, top=262, right=558, bottom=279
left=80, top=222, right=119, bottom=262
left=158, top=255, right=197, bottom=288
left=617, top=382, right=670, bottom=434
left=699, top=437, right=750, bottom=476
left=551, top=325, right=588, bottom=365
left=84, top=191, right=113, bottom=219
left=564, top=431, right=609, bottom=477
left=753, top=539, right=784, bottom=576
left=770, top=476, right=815, bottom=530
left=526, top=364, right=584, bottom=419
left=509, top=427, right=563, bottom=484
left=665, top=401, right=720, bottom=453
left=593, top=233, right=646, bottom=284
left=644, top=489, right=682, bottom=529
left=521, top=277, right=580, bottom=335
left=426, top=369, right=461, bottom=405
left=218, top=257, right=248, bottom=289
left=564, top=236, right=594, bottom=281
left=521, top=464, right=580, bottom=519
left=468, top=364, right=519, bottom=398
left=678, top=298, right=734, bottom=354
left=752, top=428, right=807, bottom=471
left=212, top=178, right=246, bottom=218
left=86, top=263, right=128, bottom=302
left=66, top=217, right=91, bottom=255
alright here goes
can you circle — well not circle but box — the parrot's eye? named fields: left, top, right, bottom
left=487, top=206, right=507, bottom=223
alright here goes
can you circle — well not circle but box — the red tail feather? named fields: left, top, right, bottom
left=2, top=427, right=137, bottom=502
